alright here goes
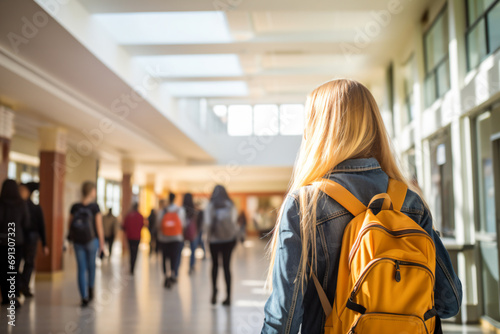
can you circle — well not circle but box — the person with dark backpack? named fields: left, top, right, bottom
left=261, top=79, right=462, bottom=333
left=205, top=185, right=238, bottom=306
left=68, top=181, right=105, bottom=307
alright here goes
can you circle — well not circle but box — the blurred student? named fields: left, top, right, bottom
left=123, top=203, right=144, bottom=275
left=237, top=210, right=247, bottom=243
left=68, top=181, right=105, bottom=307
left=19, top=182, right=48, bottom=297
left=148, top=199, right=164, bottom=256
left=182, top=193, right=199, bottom=274
left=101, top=208, right=118, bottom=259
left=0, top=179, right=29, bottom=307
left=157, top=192, right=185, bottom=289
left=205, top=185, right=238, bottom=306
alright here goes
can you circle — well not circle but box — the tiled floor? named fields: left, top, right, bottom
left=0, top=238, right=495, bottom=333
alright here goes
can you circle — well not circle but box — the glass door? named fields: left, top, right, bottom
left=476, top=110, right=500, bottom=321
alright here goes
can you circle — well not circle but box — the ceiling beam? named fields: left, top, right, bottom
left=122, top=41, right=374, bottom=56
left=80, top=0, right=395, bottom=13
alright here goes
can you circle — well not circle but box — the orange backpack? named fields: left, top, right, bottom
left=312, top=178, right=438, bottom=334
left=161, top=210, right=183, bottom=237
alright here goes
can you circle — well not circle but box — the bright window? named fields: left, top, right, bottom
left=133, top=54, right=242, bottom=78
left=465, top=0, right=500, bottom=70
left=253, top=105, right=279, bottom=136
left=424, top=6, right=450, bottom=106
left=279, top=104, right=305, bottom=135
left=92, top=11, right=231, bottom=45
left=228, top=105, right=253, bottom=136
left=163, top=81, right=248, bottom=97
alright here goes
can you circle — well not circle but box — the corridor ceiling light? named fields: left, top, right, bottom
left=163, top=81, right=248, bottom=97
left=92, top=12, right=232, bottom=44
left=133, top=54, right=242, bottom=77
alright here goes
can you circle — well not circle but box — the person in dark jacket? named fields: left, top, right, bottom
left=123, top=203, right=144, bottom=275
left=18, top=182, right=49, bottom=297
left=0, top=179, right=29, bottom=307
left=148, top=199, right=163, bottom=256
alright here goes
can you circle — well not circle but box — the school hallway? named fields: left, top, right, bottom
left=0, top=238, right=492, bottom=334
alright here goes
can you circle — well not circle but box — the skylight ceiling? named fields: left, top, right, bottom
left=163, top=81, right=248, bottom=97
left=133, top=54, right=243, bottom=77
left=92, top=11, right=232, bottom=44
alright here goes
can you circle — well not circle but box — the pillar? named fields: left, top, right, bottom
left=36, top=127, right=67, bottom=273
left=0, top=106, right=14, bottom=183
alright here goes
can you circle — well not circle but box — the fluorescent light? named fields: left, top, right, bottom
left=133, top=54, right=242, bottom=77
left=92, top=12, right=231, bottom=44
left=163, top=81, right=248, bottom=97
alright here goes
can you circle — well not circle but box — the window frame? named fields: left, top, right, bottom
left=465, top=0, right=500, bottom=71
left=423, top=4, right=451, bottom=107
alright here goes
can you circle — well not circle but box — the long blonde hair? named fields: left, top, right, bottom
left=266, top=79, right=417, bottom=290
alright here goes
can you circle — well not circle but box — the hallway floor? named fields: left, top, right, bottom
left=0, top=238, right=495, bottom=334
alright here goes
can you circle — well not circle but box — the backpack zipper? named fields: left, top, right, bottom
left=349, top=257, right=434, bottom=303
left=348, top=311, right=429, bottom=334
left=348, top=224, right=434, bottom=268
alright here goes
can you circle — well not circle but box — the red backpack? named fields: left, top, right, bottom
left=161, top=210, right=183, bottom=236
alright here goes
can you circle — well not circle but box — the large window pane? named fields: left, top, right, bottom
left=279, top=104, right=305, bottom=135
left=228, top=105, right=253, bottom=136
left=425, top=8, right=449, bottom=72
left=468, top=0, right=496, bottom=24
left=253, top=104, right=279, bottom=136
left=402, top=56, right=415, bottom=125
left=487, top=1, right=500, bottom=53
left=436, top=58, right=451, bottom=98
left=424, top=73, right=436, bottom=107
left=467, top=19, right=488, bottom=68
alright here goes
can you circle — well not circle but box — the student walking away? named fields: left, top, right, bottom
left=156, top=192, right=185, bottom=289
left=237, top=210, right=247, bottom=243
left=182, top=193, right=199, bottom=274
left=195, top=202, right=206, bottom=260
left=205, top=185, right=238, bottom=306
left=148, top=199, right=164, bottom=256
left=123, top=203, right=144, bottom=275
left=19, top=182, right=49, bottom=297
left=0, top=179, right=29, bottom=308
left=261, top=79, right=462, bottom=334
left=101, top=208, right=118, bottom=259
left=68, top=181, right=105, bottom=307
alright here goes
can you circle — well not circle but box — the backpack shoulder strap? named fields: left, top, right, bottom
left=386, top=179, right=408, bottom=211
left=313, top=179, right=367, bottom=216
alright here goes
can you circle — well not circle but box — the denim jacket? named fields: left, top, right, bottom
left=262, top=158, right=462, bottom=334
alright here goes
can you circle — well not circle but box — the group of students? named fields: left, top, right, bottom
left=146, top=185, right=239, bottom=304
left=0, top=180, right=48, bottom=307
left=67, top=181, right=241, bottom=307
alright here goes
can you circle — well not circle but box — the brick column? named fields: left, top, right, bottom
left=36, top=127, right=67, bottom=273
left=0, top=106, right=14, bottom=183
